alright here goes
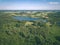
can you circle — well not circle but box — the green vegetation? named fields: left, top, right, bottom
left=0, top=11, right=60, bottom=45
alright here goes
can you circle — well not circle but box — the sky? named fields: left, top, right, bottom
left=0, top=0, right=60, bottom=10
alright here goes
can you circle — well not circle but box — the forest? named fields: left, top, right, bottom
left=0, top=10, right=60, bottom=45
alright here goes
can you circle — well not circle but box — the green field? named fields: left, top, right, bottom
left=0, top=10, right=60, bottom=45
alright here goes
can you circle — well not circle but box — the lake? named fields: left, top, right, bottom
left=13, top=16, right=40, bottom=21
left=13, top=16, right=47, bottom=22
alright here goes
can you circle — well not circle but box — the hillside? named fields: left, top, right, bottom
left=0, top=11, right=60, bottom=45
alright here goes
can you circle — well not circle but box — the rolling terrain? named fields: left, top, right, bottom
left=0, top=10, right=60, bottom=45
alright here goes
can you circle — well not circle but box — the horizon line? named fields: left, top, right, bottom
left=0, top=9, right=60, bottom=10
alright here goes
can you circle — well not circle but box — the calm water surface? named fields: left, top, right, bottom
left=13, top=16, right=40, bottom=21
left=13, top=16, right=47, bottom=23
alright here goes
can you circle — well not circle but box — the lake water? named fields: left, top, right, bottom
left=13, top=16, right=40, bottom=21
left=13, top=16, right=47, bottom=22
